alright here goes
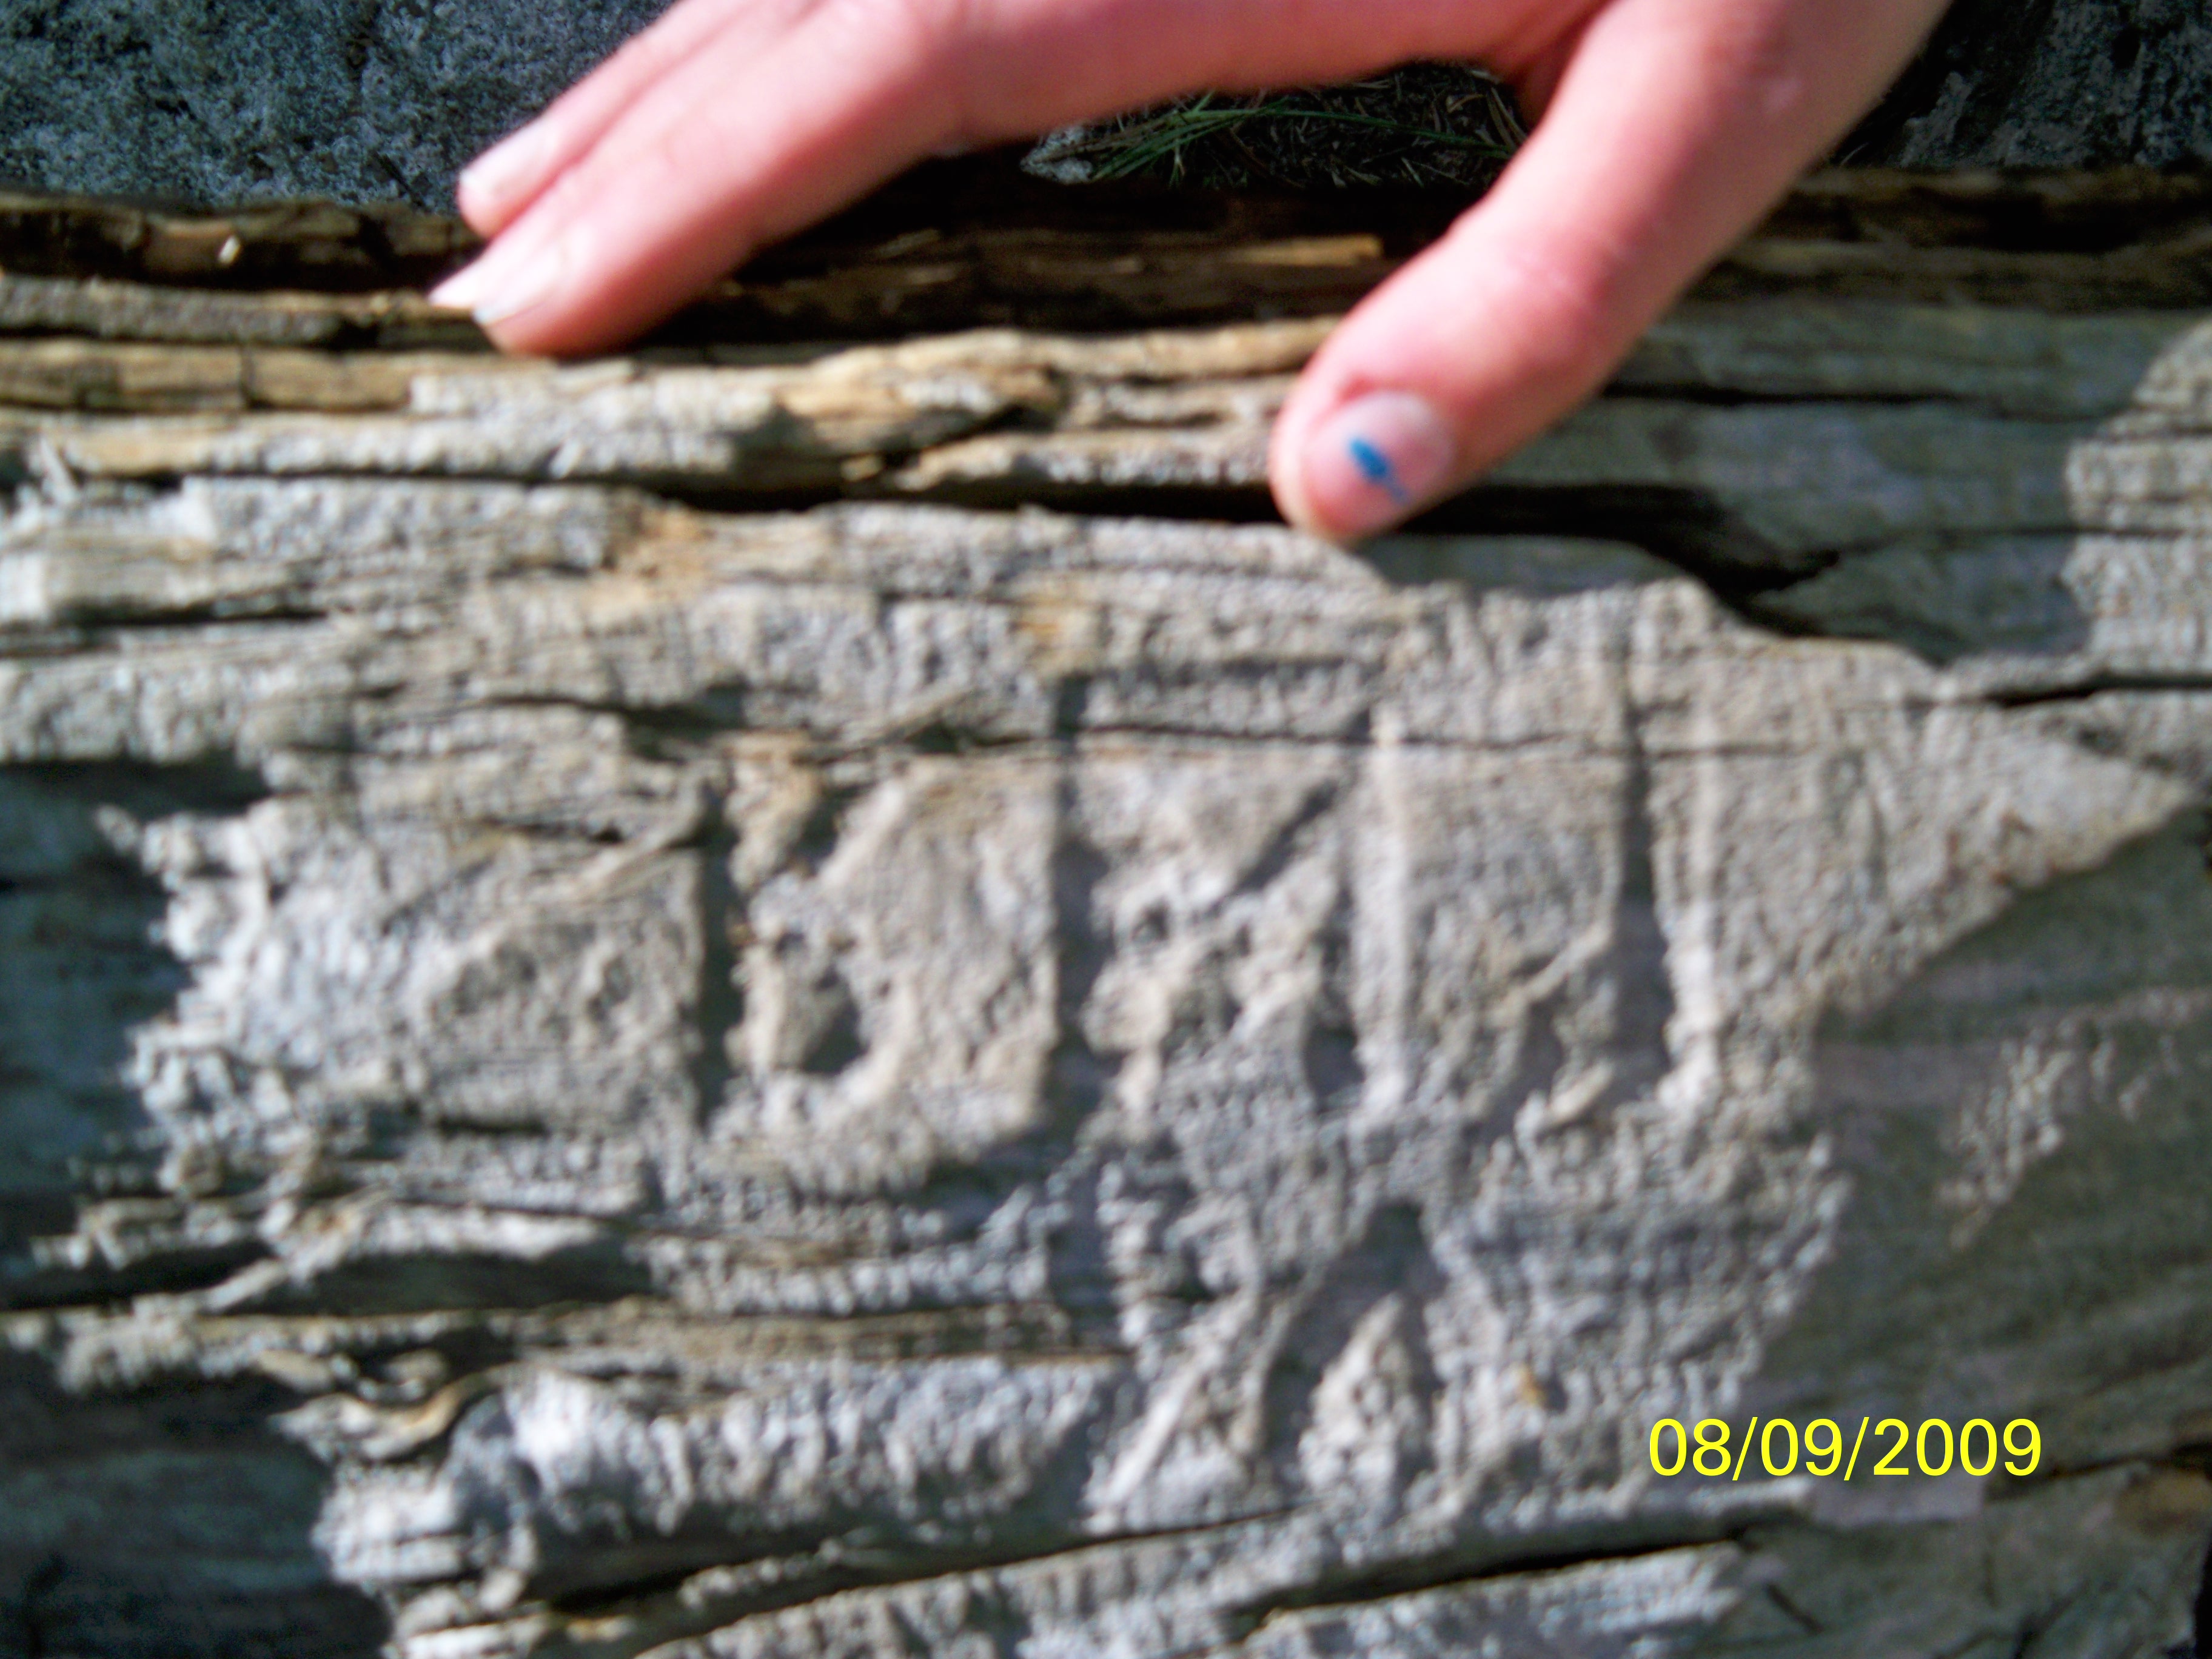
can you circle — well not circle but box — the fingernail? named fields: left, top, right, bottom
left=1299, top=391, right=1456, bottom=538
left=427, top=258, right=492, bottom=313
left=458, top=122, right=554, bottom=212
left=433, top=240, right=569, bottom=329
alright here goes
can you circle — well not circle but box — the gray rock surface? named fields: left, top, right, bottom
left=4, top=178, right=2212, bottom=1658
left=1, top=0, right=2208, bottom=212
left=0, top=0, right=668, bottom=208
left=1849, top=0, right=2212, bottom=168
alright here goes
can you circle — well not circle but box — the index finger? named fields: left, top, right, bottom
left=455, top=0, right=814, bottom=235
left=433, top=0, right=965, bottom=353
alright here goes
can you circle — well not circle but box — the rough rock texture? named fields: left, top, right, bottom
left=1, top=0, right=2209, bottom=209
left=7, top=173, right=2212, bottom=1659
left=1849, top=0, right=2212, bottom=169
left=0, top=0, right=668, bottom=208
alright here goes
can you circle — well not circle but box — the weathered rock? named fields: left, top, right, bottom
left=5, top=174, right=2212, bottom=1659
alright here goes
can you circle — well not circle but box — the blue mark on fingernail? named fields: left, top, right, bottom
left=1347, top=436, right=1411, bottom=506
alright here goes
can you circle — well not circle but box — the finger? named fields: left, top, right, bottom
left=455, top=0, right=806, bottom=234
left=432, top=0, right=1595, bottom=355
left=431, top=0, right=973, bottom=354
left=1269, top=0, right=1948, bottom=540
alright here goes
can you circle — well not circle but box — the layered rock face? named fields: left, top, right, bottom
left=3, top=172, right=2212, bottom=1659
left=0, top=0, right=2206, bottom=209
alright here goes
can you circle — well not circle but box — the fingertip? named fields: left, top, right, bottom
left=1277, top=390, right=1458, bottom=542
left=455, top=122, right=557, bottom=232
left=1268, top=410, right=1325, bottom=538
left=424, top=234, right=574, bottom=357
left=426, top=259, right=488, bottom=315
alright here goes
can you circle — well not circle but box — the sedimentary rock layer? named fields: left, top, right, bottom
left=2, top=174, right=2211, bottom=1659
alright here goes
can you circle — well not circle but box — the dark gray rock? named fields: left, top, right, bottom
left=1846, top=0, right=2212, bottom=168
left=0, top=0, right=669, bottom=209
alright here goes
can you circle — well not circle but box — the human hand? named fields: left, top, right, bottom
left=430, top=0, right=1950, bottom=539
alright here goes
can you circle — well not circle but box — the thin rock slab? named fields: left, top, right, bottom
left=1, top=178, right=2211, bottom=1659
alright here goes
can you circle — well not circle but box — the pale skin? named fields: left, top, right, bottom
left=431, top=0, right=1953, bottom=539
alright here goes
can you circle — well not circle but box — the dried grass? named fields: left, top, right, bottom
left=1023, top=63, right=1526, bottom=192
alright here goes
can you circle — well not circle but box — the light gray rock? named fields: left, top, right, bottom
left=4, top=177, right=2212, bottom=1659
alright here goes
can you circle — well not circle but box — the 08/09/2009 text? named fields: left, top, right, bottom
left=1648, top=1417, right=2040, bottom=1481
